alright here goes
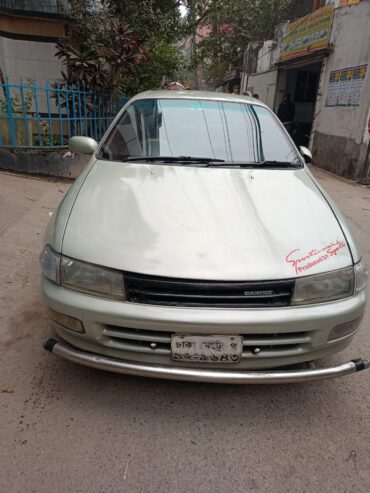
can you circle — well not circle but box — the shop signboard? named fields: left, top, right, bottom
left=280, top=4, right=334, bottom=62
left=341, top=0, right=361, bottom=5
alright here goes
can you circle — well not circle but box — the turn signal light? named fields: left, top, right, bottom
left=328, top=317, right=363, bottom=342
left=46, top=307, right=85, bottom=333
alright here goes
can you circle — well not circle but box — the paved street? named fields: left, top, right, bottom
left=0, top=167, right=369, bottom=493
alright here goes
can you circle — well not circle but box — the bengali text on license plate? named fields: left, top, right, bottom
left=171, top=335, right=243, bottom=363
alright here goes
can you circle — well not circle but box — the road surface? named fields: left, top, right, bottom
left=0, top=167, right=369, bottom=492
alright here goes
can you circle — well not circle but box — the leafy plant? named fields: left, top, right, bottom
left=0, top=81, right=34, bottom=114
left=104, top=21, right=149, bottom=91
left=108, top=0, right=183, bottom=42
left=55, top=24, right=147, bottom=96
left=125, top=40, right=185, bottom=94
left=55, top=0, right=183, bottom=96
left=54, top=41, right=111, bottom=91
left=32, top=118, right=66, bottom=147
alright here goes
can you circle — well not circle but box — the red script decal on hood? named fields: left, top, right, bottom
left=286, top=241, right=347, bottom=275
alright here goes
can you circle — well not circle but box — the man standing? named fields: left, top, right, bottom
left=277, top=93, right=295, bottom=134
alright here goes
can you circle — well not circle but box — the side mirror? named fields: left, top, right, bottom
left=69, top=136, right=97, bottom=155
left=299, top=146, right=312, bottom=164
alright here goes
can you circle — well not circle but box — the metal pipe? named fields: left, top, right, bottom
left=43, top=339, right=369, bottom=384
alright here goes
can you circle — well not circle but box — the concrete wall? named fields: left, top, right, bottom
left=246, top=70, right=278, bottom=109
left=0, top=148, right=90, bottom=179
left=311, top=2, right=370, bottom=179
left=256, top=41, right=276, bottom=73
left=0, top=37, right=62, bottom=84
left=0, top=9, right=65, bottom=83
left=240, top=42, right=263, bottom=93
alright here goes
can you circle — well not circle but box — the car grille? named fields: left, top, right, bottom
left=101, top=326, right=312, bottom=359
left=124, top=273, right=295, bottom=308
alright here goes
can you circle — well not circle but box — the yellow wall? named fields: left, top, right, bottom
left=0, top=11, right=65, bottom=38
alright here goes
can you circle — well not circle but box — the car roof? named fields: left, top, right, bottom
left=128, top=89, right=266, bottom=107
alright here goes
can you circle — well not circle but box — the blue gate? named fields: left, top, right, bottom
left=0, top=79, right=128, bottom=148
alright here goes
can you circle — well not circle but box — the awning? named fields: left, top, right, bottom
left=275, top=47, right=332, bottom=70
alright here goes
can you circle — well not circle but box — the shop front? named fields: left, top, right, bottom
left=243, top=1, right=370, bottom=179
left=244, top=4, right=334, bottom=147
left=275, top=57, right=326, bottom=147
left=274, top=4, right=334, bottom=147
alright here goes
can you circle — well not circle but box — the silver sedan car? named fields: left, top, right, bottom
left=41, top=91, right=368, bottom=383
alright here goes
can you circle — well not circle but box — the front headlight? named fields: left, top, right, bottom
left=40, top=245, right=61, bottom=285
left=292, top=266, right=354, bottom=305
left=354, top=258, right=368, bottom=293
left=61, top=256, right=126, bottom=300
left=40, top=246, right=126, bottom=300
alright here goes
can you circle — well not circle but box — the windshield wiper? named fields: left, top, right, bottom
left=257, top=160, right=302, bottom=168
left=217, top=160, right=302, bottom=169
left=103, top=155, right=301, bottom=168
left=123, top=156, right=225, bottom=164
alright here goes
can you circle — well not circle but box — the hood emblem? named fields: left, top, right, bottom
left=243, top=290, right=274, bottom=296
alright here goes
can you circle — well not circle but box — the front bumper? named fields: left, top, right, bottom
left=42, top=278, right=367, bottom=371
left=44, top=338, right=369, bottom=384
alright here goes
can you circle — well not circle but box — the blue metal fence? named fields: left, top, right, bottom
left=0, top=79, right=127, bottom=148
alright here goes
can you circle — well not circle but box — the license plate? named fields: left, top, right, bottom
left=171, top=335, right=243, bottom=364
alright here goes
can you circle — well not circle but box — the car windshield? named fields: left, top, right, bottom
left=98, top=98, right=301, bottom=165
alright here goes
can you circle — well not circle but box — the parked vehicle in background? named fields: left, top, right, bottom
left=41, top=91, right=368, bottom=384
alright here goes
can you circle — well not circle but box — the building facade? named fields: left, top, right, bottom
left=0, top=1, right=68, bottom=84
left=241, top=0, right=370, bottom=182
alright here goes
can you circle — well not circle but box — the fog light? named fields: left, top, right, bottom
left=46, top=307, right=85, bottom=333
left=328, top=317, right=363, bottom=342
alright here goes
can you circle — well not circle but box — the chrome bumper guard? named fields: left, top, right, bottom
left=43, top=339, right=369, bottom=384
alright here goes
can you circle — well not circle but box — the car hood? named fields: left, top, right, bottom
left=61, top=160, right=353, bottom=280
